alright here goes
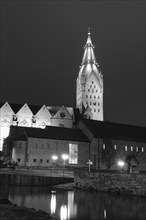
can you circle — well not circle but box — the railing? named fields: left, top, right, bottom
left=0, top=167, right=74, bottom=178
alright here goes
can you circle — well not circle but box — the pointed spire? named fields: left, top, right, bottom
left=86, top=27, right=93, bottom=46
left=81, top=28, right=96, bottom=65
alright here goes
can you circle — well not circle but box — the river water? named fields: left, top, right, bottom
left=8, top=186, right=146, bottom=220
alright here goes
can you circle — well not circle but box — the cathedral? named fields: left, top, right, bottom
left=0, top=29, right=103, bottom=150
left=0, top=30, right=146, bottom=172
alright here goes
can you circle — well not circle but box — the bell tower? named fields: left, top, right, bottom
left=76, top=28, right=103, bottom=121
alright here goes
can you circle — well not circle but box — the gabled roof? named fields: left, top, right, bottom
left=79, top=119, right=146, bottom=143
left=9, top=125, right=89, bottom=142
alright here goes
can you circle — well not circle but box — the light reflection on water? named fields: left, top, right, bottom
left=8, top=186, right=146, bottom=220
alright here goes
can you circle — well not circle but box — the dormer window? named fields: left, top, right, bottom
left=60, top=112, right=65, bottom=118
left=32, top=116, right=36, bottom=123
left=13, top=115, right=17, bottom=121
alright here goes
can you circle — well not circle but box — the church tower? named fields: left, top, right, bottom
left=76, top=29, right=104, bottom=121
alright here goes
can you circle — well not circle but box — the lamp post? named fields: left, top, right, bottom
left=117, top=160, right=125, bottom=172
left=52, top=155, right=58, bottom=166
left=61, top=154, right=69, bottom=167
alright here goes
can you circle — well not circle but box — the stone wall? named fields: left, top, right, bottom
left=0, top=173, right=74, bottom=186
left=74, top=170, right=146, bottom=197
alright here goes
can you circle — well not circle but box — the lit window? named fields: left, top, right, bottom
left=131, top=146, right=133, bottom=151
left=90, top=95, right=92, bottom=98
left=114, top=145, right=116, bottom=150
left=103, top=144, right=105, bottom=150
left=125, top=146, right=127, bottom=151
left=136, top=147, right=138, bottom=152
left=94, top=85, right=96, bottom=88
left=142, top=147, right=144, bottom=152
left=69, top=144, right=78, bottom=164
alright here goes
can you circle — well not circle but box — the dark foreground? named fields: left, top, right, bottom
left=0, top=199, right=52, bottom=220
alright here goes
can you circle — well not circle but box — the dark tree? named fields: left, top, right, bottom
left=101, top=138, right=116, bottom=170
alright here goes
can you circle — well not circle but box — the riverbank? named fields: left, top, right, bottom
left=0, top=199, right=52, bottom=220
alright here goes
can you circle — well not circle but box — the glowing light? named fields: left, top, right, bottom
left=62, top=154, right=69, bottom=160
left=50, top=194, right=56, bottom=215
left=52, top=155, right=58, bottom=161
left=104, top=209, right=107, bottom=219
left=60, top=205, right=67, bottom=220
left=117, top=160, right=125, bottom=172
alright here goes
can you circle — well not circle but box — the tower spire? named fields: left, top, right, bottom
left=76, top=29, right=104, bottom=121
left=88, top=27, right=90, bottom=35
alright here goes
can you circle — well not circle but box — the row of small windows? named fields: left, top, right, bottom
left=90, top=108, right=100, bottom=113
left=86, top=95, right=100, bottom=100
left=103, top=144, right=144, bottom=152
left=86, top=101, right=100, bottom=106
left=17, top=158, right=50, bottom=163
left=87, top=89, right=99, bottom=94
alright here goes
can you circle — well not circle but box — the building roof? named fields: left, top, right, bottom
left=80, top=119, right=146, bottom=143
left=9, top=125, right=89, bottom=142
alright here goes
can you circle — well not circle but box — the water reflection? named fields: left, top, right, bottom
left=50, top=193, right=56, bottom=215
left=8, top=186, right=146, bottom=220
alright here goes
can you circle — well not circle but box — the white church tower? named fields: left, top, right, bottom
left=76, top=28, right=103, bottom=121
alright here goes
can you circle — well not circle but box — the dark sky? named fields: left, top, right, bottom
left=0, top=0, right=145, bottom=127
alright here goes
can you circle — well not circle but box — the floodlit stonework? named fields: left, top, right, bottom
left=76, top=29, right=103, bottom=120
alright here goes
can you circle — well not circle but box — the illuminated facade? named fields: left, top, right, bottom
left=76, top=29, right=103, bottom=120
left=0, top=102, right=79, bottom=150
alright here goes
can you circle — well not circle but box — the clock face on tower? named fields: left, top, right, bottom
left=60, top=112, right=66, bottom=118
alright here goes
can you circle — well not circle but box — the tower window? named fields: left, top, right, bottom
left=98, top=109, right=100, bottom=112
left=94, top=109, right=96, bottom=112
left=93, top=102, right=96, bottom=106
left=90, top=95, right=92, bottom=98
left=131, top=146, right=133, bottom=151
left=86, top=95, right=88, bottom=98
left=142, top=147, right=144, bottom=152
left=98, top=103, right=100, bottom=106
left=92, top=81, right=94, bottom=84
left=94, top=96, right=96, bottom=99
left=88, top=89, right=90, bottom=92
left=90, top=102, right=92, bottom=105
left=98, top=96, right=100, bottom=99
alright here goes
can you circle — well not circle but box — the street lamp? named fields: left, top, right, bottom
left=117, top=160, right=125, bottom=172
left=52, top=155, right=58, bottom=166
left=52, top=155, right=58, bottom=161
left=61, top=154, right=69, bottom=166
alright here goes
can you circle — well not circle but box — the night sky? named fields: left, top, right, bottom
left=0, top=1, right=145, bottom=127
